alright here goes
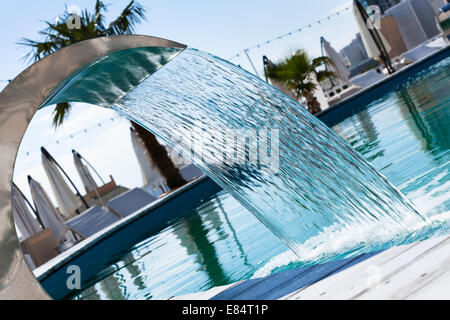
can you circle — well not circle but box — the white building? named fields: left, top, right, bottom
left=340, top=33, right=369, bottom=66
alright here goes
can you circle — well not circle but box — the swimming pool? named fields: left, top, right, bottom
left=69, top=54, right=449, bottom=300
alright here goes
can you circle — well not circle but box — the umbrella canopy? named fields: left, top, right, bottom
left=41, top=149, right=82, bottom=219
left=73, top=150, right=99, bottom=193
left=130, top=128, right=165, bottom=186
left=353, top=0, right=392, bottom=60
left=28, top=176, right=71, bottom=243
left=12, top=183, right=42, bottom=240
left=321, top=37, right=350, bottom=81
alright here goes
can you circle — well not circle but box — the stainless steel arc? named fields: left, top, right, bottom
left=0, top=35, right=186, bottom=299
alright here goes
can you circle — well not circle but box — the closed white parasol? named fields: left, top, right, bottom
left=130, top=128, right=168, bottom=194
left=321, top=37, right=350, bottom=81
left=72, top=150, right=99, bottom=193
left=41, top=147, right=83, bottom=219
left=12, top=183, right=42, bottom=240
left=28, top=176, right=72, bottom=243
left=353, top=0, right=391, bottom=60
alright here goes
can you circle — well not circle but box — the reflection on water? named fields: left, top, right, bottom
left=344, top=109, right=385, bottom=163
left=74, top=55, right=449, bottom=301
left=179, top=204, right=231, bottom=287
left=74, top=192, right=286, bottom=300
left=336, top=56, right=449, bottom=218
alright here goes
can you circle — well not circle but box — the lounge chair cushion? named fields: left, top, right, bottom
left=65, top=205, right=120, bottom=238
left=106, top=188, right=157, bottom=218
left=351, top=69, right=386, bottom=88
left=402, top=45, right=438, bottom=62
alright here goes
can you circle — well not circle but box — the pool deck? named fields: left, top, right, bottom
left=171, top=233, right=450, bottom=300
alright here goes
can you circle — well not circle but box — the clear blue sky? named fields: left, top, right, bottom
left=0, top=0, right=357, bottom=86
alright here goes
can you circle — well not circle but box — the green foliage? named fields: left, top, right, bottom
left=265, top=50, right=335, bottom=113
left=18, top=1, right=187, bottom=187
left=18, top=1, right=147, bottom=126
left=52, top=102, right=71, bottom=128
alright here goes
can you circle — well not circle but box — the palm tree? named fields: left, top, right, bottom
left=19, top=0, right=187, bottom=189
left=265, top=50, right=335, bottom=114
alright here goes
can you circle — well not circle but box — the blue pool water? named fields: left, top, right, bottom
left=73, top=52, right=449, bottom=300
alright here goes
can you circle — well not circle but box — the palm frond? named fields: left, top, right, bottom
left=95, top=0, right=108, bottom=14
left=107, top=0, right=147, bottom=35
left=266, top=49, right=334, bottom=110
left=18, top=0, right=147, bottom=127
left=315, top=70, right=336, bottom=83
left=94, top=0, right=109, bottom=31
left=266, top=50, right=312, bottom=84
left=17, top=38, right=59, bottom=62
left=52, top=102, right=72, bottom=127
left=298, top=80, right=317, bottom=94
left=312, top=56, right=333, bottom=68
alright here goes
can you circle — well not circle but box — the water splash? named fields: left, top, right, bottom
left=113, top=48, right=428, bottom=257
left=252, top=209, right=450, bottom=278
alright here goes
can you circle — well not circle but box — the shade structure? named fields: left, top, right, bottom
left=321, top=37, right=350, bottom=81
left=130, top=128, right=166, bottom=187
left=28, top=176, right=71, bottom=243
left=42, top=149, right=82, bottom=219
left=353, top=0, right=392, bottom=60
left=12, top=184, right=42, bottom=240
left=73, top=150, right=99, bottom=193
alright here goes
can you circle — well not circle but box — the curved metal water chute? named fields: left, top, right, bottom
left=0, top=35, right=187, bottom=299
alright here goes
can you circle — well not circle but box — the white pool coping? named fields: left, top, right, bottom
left=283, top=234, right=450, bottom=300
left=170, top=234, right=450, bottom=300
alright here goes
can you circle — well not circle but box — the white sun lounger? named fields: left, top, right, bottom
left=402, top=44, right=439, bottom=62
left=350, top=69, right=387, bottom=88
left=106, top=188, right=158, bottom=218
left=65, top=205, right=120, bottom=238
